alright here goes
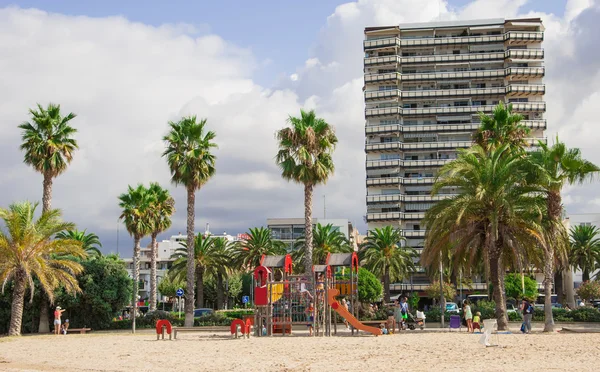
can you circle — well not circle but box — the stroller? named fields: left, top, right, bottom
left=405, top=310, right=426, bottom=330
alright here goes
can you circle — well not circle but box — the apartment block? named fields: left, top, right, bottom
left=363, top=18, right=546, bottom=291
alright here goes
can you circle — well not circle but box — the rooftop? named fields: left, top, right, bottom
left=365, top=17, right=543, bottom=33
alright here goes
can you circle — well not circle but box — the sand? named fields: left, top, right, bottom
left=1, top=327, right=599, bottom=371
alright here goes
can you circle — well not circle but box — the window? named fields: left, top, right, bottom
left=453, top=50, right=460, bottom=55
left=581, top=222, right=592, bottom=227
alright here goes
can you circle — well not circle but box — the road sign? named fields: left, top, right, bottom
left=176, top=288, right=184, bottom=297
left=242, top=295, right=249, bottom=304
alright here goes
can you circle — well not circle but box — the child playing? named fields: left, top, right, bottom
left=472, top=311, right=482, bottom=333
left=379, top=323, right=389, bottom=335
left=306, top=302, right=315, bottom=336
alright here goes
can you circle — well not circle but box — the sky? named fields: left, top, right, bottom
left=0, top=0, right=598, bottom=256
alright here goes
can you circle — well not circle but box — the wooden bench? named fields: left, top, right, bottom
left=65, top=328, right=92, bottom=334
left=172, top=327, right=224, bottom=339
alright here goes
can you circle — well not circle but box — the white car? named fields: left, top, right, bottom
left=445, top=302, right=460, bottom=314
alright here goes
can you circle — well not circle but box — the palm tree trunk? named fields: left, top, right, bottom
left=185, top=186, right=196, bottom=327
left=303, top=183, right=314, bottom=274
left=383, top=267, right=391, bottom=303
left=38, top=172, right=54, bottom=334
left=543, top=248, right=555, bottom=332
left=42, top=171, right=53, bottom=213
left=543, top=190, right=562, bottom=332
left=8, top=270, right=26, bottom=336
left=196, top=267, right=204, bottom=308
left=150, top=233, right=158, bottom=311
left=132, top=236, right=141, bottom=333
left=583, top=270, right=590, bottom=282
left=217, top=273, right=224, bottom=310
left=489, top=251, right=508, bottom=331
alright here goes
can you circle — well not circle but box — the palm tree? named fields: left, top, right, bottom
left=163, top=116, right=217, bottom=326
left=147, top=183, right=175, bottom=311
left=55, top=229, right=103, bottom=257
left=118, top=184, right=152, bottom=333
left=421, top=145, right=546, bottom=331
left=232, top=227, right=287, bottom=270
left=19, top=103, right=78, bottom=213
left=19, top=103, right=78, bottom=333
left=293, top=223, right=352, bottom=265
left=0, top=202, right=85, bottom=336
left=275, top=109, right=337, bottom=273
left=170, top=234, right=228, bottom=308
left=360, top=226, right=416, bottom=302
left=473, top=102, right=529, bottom=152
left=570, top=225, right=600, bottom=282
left=530, top=137, right=599, bottom=331
left=211, top=237, right=234, bottom=309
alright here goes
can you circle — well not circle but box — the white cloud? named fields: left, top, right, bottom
left=1, top=1, right=600, bottom=255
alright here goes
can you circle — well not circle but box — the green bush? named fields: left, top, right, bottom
left=473, top=300, right=496, bottom=320
left=423, top=307, right=452, bottom=322
left=194, top=312, right=231, bottom=326
left=508, top=311, right=523, bottom=321
left=216, top=309, right=254, bottom=320
left=570, top=307, right=600, bottom=322
left=357, top=268, right=383, bottom=303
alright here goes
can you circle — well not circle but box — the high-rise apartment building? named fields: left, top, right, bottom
left=363, top=18, right=546, bottom=291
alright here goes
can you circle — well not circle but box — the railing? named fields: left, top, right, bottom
left=364, top=67, right=545, bottom=83
left=401, top=230, right=427, bottom=237
left=363, top=31, right=543, bottom=49
left=365, top=176, right=437, bottom=186
left=366, top=158, right=454, bottom=168
left=366, top=212, right=425, bottom=221
left=365, top=102, right=545, bottom=117
left=366, top=194, right=456, bottom=203
left=365, top=84, right=545, bottom=100
left=365, top=141, right=471, bottom=151
left=364, top=48, right=543, bottom=66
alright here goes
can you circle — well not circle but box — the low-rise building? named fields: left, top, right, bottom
left=266, top=218, right=355, bottom=250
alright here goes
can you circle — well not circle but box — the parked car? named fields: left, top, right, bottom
left=193, top=308, right=213, bottom=317
left=445, top=302, right=460, bottom=314
left=506, top=303, right=517, bottom=314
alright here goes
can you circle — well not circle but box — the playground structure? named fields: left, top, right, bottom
left=253, top=252, right=381, bottom=337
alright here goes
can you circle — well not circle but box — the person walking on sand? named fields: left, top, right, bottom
left=54, top=306, right=66, bottom=335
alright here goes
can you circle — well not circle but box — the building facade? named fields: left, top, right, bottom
left=267, top=218, right=355, bottom=250
left=363, top=18, right=546, bottom=292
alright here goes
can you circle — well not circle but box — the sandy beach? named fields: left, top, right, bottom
left=1, top=327, right=599, bottom=372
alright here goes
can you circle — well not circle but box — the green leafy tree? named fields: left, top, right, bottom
left=163, top=116, right=217, bottom=327
left=293, top=223, right=352, bottom=265
left=0, top=202, right=85, bottom=336
left=19, top=103, right=78, bottom=333
left=233, top=227, right=286, bottom=270
left=147, top=183, right=175, bottom=311
left=357, top=268, right=383, bottom=303
left=118, top=184, right=152, bottom=332
left=530, top=137, right=599, bottom=331
left=158, top=275, right=184, bottom=300
left=54, top=254, right=132, bottom=330
left=425, top=281, right=456, bottom=302
left=169, top=234, right=228, bottom=308
left=275, top=109, right=337, bottom=273
left=360, top=226, right=416, bottom=302
left=422, top=144, right=546, bottom=331
left=55, top=229, right=102, bottom=257
left=576, top=280, right=600, bottom=301
left=504, top=273, right=538, bottom=302
left=570, top=225, right=600, bottom=282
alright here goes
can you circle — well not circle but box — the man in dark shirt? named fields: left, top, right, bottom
left=521, top=299, right=533, bottom=334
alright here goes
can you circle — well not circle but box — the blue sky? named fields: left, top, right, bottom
left=0, top=0, right=566, bottom=86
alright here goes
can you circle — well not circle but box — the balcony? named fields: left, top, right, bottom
left=506, top=84, right=545, bottom=95
left=364, top=31, right=543, bottom=50
left=506, top=48, right=544, bottom=60
left=365, top=84, right=545, bottom=101
left=520, top=119, right=546, bottom=129
left=365, top=141, right=471, bottom=152
left=365, top=102, right=545, bottom=118
left=366, top=194, right=456, bottom=203
left=364, top=49, right=544, bottom=67
left=364, top=67, right=545, bottom=84
left=366, top=212, right=424, bottom=222
left=366, top=158, right=453, bottom=169
left=366, top=177, right=401, bottom=186
left=510, top=102, right=546, bottom=112
left=401, top=230, right=427, bottom=238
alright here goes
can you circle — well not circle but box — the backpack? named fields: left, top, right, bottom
left=528, top=304, right=534, bottom=314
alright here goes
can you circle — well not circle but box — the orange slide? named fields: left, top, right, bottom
left=327, top=288, right=382, bottom=336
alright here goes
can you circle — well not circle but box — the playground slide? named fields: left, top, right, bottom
left=326, top=288, right=382, bottom=336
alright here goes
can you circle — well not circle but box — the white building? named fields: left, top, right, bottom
left=123, top=229, right=239, bottom=302
left=267, top=218, right=356, bottom=250
left=363, top=18, right=546, bottom=292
